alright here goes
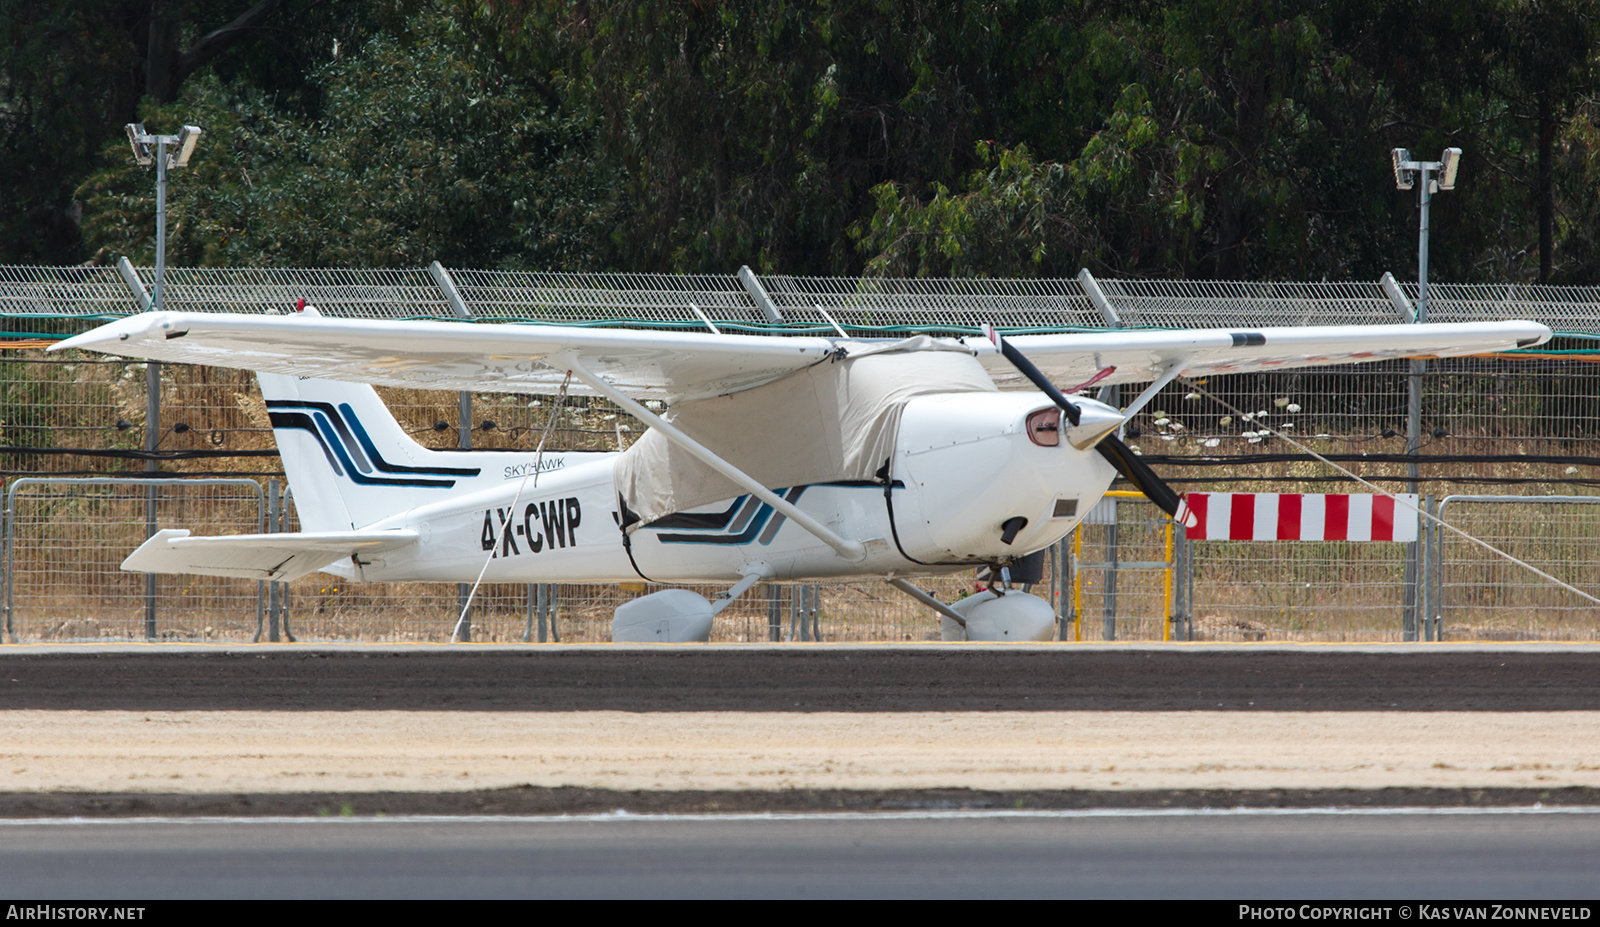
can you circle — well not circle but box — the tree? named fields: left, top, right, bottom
left=476, top=0, right=1071, bottom=274
left=78, top=12, right=609, bottom=269
left=0, top=0, right=404, bottom=263
left=857, top=3, right=1403, bottom=280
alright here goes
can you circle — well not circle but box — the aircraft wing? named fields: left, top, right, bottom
left=53, top=312, right=838, bottom=402
left=56, top=311, right=1551, bottom=400
left=123, top=528, right=419, bottom=582
left=986, top=320, right=1552, bottom=388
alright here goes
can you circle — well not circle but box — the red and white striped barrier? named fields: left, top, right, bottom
left=1181, top=493, right=1418, bottom=542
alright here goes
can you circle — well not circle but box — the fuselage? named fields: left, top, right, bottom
left=341, top=390, right=1118, bottom=584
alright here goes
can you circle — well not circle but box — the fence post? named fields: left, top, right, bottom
left=536, top=583, right=550, bottom=642
left=279, top=486, right=296, bottom=642
left=1072, top=528, right=1084, bottom=641
left=2, top=481, right=11, bottom=643
left=143, top=363, right=161, bottom=640
left=739, top=266, right=784, bottom=323
left=523, top=584, right=535, bottom=642
left=1433, top=496, right=1446, bottom=643
left=546, top=584, right=560, bottom=642
left=1077, top=269, right=1124, bottom=328
left=810, top=585, right=822, bottom=641
left=267, top=480, right=282, bottom=641
left=257, top=479, right=277, bottom=643
left=1403, top=533, right=1421, bottom=642
left=1184, top=525, right=1197, bottom=641
left=1103, top=500, right=1119, bottom=640
left=766, top=584, right=782, bottom=642
left=788, top=585, right=819, bottom=641
left=789, top=586, right=803, bottom=641
left=453, top=388, right=473, bottom=642
left=1054, top=539, right=1069, bottom=641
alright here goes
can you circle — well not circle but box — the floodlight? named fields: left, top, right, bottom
left=1439, top=147, right=1462, bottom=190
left=125, top=123, right=153, bottom=166
left=1391, top=148, right=1414, bottom=190
left=171, top=125, right=202, bottom=168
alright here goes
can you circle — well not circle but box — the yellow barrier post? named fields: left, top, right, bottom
left=1072, top=528, right=1083, bottom=642
left=1162, top=517, right=1174, bottom=641
left=1076, top=490, right=1176, bottom=642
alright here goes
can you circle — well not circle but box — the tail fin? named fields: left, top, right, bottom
left=258, top=373, right=485, bottom=530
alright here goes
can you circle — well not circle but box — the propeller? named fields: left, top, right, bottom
left=983, top=326, right=1185, bottom=518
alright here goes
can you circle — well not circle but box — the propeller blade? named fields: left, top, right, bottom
left=1094, top=433, right=1184, bottom=517
left=985, top=326, right=1185, bottom=518
left=987, top=326, right=1079, bottom=426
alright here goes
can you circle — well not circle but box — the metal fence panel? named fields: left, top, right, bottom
left=1188, top=537, right=1411, bottom=641
left=4, top=478, right=262, bottom=641
left=1434, top=496, right=1600, bottom=641
left=0, top=266, right=142, bottom=320
left=131, top=266, right=451, bottom=320
left=1070, top=495, right=1175, bottom=641
left=10, top=266, right=1600, bottom=335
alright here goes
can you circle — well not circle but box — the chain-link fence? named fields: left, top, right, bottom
left=6, top=262, right=1600, bottom=332
left=3, top=478, right=263, bottom=641
left=5, top=477, right=1600, bottom=643
left=1069, top=493, right=1176, bottom=642
left=1431, top=496, right=1600, bottom=641
left=3, top=265, right=1600, bottom=642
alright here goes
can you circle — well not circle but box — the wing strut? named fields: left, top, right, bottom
left=558, top=354, right=869, bottom=563
left=1119, top=355, right=1193, bottom=420
left=886, top=577, right=966, bottom=629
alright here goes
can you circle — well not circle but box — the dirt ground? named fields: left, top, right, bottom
left=5, top=646, right=1598, bottom=815
left=5, top=710, right=1599, bottom=794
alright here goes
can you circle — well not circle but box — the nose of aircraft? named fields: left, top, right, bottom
left=1062, top=396, right=1125, bottom=449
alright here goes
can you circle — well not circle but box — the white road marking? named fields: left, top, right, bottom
left=3, top=805, right=1600, bottom=826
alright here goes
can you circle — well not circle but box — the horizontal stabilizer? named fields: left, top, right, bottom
left=122, top=528, right=419, bottom=582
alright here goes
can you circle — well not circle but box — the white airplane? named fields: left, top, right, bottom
left=54, top=309, right=1550, bottom=641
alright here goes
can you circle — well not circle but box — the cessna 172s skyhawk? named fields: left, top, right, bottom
left=54, top=310, right=1549, bottom=641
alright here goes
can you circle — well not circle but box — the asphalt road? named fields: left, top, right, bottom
left=4, top=645, right=1599, bottom=711
left=3, top=811, right=1598, bottom=899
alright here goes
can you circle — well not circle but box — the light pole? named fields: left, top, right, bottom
left=125, top=122, right=201, bottom=640
left=1391, top=147, right=1462, bottom=327
left=1391, top=146, right=1461, bottom=642
left=1391, top=147, right=1461, bottom=486
left=125, top=123, right=201, bottom=314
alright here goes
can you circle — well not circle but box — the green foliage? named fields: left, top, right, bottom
left=0, top=0, right=141, bottom=262
left=12, top=1, right=1600, bottom=282
left=78, top=14, right=610, bottom=269
left=854, top=142, right=1081, bottom=277
left=483, top=0, right=1058, bottom=273
left=0, top=0, right=409, bottom=264
left=852, top=1, right=1600, bottom=283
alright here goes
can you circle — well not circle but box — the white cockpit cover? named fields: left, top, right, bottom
left=614, top=338, right=996, bottom=526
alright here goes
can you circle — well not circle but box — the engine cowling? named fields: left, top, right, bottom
left=893, top=392, right=1117, bottom=563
